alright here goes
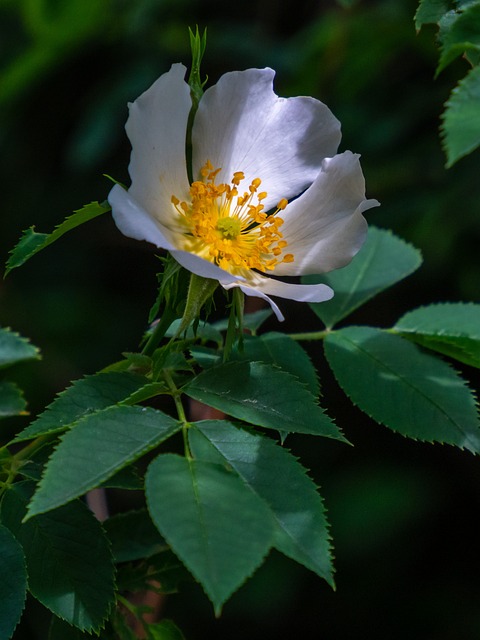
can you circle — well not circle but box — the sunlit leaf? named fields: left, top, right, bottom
left=394, top=302, right=480, bottom=367
left=184, top=361, right=344, bottom=440
left=324, top=326, right=480, bottom=452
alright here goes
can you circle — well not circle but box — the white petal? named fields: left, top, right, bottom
left=108, top=184, right=177, bottom=249
left=223, top=275, right=333, bottom=322
left=273, top=151, right=380, bottom=276
left=225, top=284, right=285, bottom=322
left=109, top=184, right=246, bottom=288
left=126, top=63, right=191, bottom=228
left=237, top=276, right=333, bottom=303
left=192, top=68, right=341, bottom=210
left=170, top=249, right=240, bottom=286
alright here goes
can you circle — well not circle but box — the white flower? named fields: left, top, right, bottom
left=108, top=64, right=379, bottom=320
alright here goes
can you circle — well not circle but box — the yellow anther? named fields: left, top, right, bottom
left=171, top=161, right=294, bottom=274
left=232, top=171, right=245, bottom=185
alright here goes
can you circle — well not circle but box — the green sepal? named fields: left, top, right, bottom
left=174, top=273, right=218, bottom=338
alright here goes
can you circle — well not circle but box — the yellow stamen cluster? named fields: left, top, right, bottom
left=171, top=161, right=294, bottom=274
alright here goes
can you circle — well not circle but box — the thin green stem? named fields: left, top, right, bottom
left=0, top=435, right=50, bottom=496
left=288, top=329, right=330, bottom=341
left=163, top=369, right=191, bottom=459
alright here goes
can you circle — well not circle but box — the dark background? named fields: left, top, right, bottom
left=1, top=0, right=480, bottom=638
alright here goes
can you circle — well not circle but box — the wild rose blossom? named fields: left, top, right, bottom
left=108, top=64, right=379, bottom=320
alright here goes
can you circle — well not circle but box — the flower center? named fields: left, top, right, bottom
left=171, top=161, right=294, bottom=275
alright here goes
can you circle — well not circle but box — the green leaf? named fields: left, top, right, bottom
left=1, top=484, right=115, bottom=633
left=0, top=381, right=27, bottom=419
left=414, top=0, right=449, bottom=30
left=13, top=371, right=149, bottom=442
left=189, top=346, right=221, bottom=369
left=104, top=509, right=168, bottom=563
left=145, top=619, right=186, bottom=640
left=189, top=421, right=334, bottom=585
left=231, top=332, right=320, bottom=397
left=394, top=303, right=480, bottom=367
left=324, top=326, right=480, bottom=452
left=304, top=227, right=422, bottom=329
left=0, top=524, right=27, bottom=640
left=26, top=405, right=181, bottom=518
left=145, top=453, right=274, bottom=613
left=183, top=361, right=344, bottom=440
left=442, top=64, right=480, bottom=166
left=5, top=201, right=110, bottom=275
left=0, top=327, right=40, bottom=369
left=437, top=4, right=480, bottom=72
